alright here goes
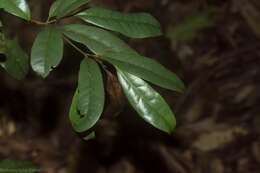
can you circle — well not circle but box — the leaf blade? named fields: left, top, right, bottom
left=0, top=0, right=31, bottom=20
left=103, top=52, right=185, bottom=92
left=69, top=58, right=104, bottom=132
left=117, top=69, right=176, bottom=133
left=49, top=0, right=90, bottom=18
left=77, top=7, right=162, bottom=38
left=30, top=26, right=64, bottom=78
left=0, top=39, right=29, bottom=80
left=62, top=24, right=137, bottom=55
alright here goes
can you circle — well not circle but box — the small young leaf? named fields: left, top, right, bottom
left=31, top=26, right=63, bottom=78
left=117, top=69, right=176, bottom=134
left=83, top=131, right=96, bottom=141
left=0, top=0, right=31, bottom=20
left=49, top=0, right=90, bottom=18
left=0, top=159, right=39, bottom=173
left=69, top=58, right=104, bottom=132
left=77, top=7, right=162, bottom=38
left=62, top=24, right=137, bottom=55
left=103, top=52, right=185, bottom=92
left=0, top=39, right=29, bottom=79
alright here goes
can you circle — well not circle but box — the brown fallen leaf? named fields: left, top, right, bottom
left=236, top=0, right=260, bottom=38
left=192, top=127, right=248, bottom=152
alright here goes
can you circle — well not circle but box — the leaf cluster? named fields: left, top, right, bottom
left=0, top=0, right=185, bottom=136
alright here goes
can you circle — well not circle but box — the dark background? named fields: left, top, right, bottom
left=1, top=0, right=260, bottom=172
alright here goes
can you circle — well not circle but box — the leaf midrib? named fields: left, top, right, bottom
left=80, top=14, right=159, bottom=28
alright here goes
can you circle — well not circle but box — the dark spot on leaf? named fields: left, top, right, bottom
left=77, top=109, right=85, bottom=118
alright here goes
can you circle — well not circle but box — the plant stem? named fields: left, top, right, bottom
left=63, top=36, right=109, bottom=71
left=30, top=19, right=57, bottom=25
left=63, top=36, right=100, bottom=59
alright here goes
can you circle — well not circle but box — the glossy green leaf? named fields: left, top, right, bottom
left=0, top=0, right=31, bottom=20
left=77, top=7, right=162, bottom=38
left=0, top=159, right=39, bottom=173
left=103, top=52, right=185, bottom=92
left=49, top=0, right=90, bottom=18
left=69, top=58, right=104, bottom=132
left=31, top=26, right=63, bottom=78
left=62, top=24, right=137, bottom=55
left=0, top=39, right=29, bottom=79
left=117, top=69, right=176, bottom=133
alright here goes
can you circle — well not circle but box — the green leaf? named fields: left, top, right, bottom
left=102, top=51, right=185, bottom=92
left=69, top=58, right=104, bottom=132
left=0, top=39, right=29, bottom=80
left=62, top=24, right=137, bottom=55
left=117, top=69, right=176, bottom=133
left=31, top=26, right=64, bottom=78
left=49, top=0, right=90, bottom=18
left=0, top=159, right=39, bottom=173
left=0, top=0, right=31, bottom=20
left=77, top=58, right=104, bottom=115
left=77, top=7, right=162, bottom=38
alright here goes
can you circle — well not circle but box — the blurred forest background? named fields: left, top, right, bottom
left=1, top=0, right=260, bottom=173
